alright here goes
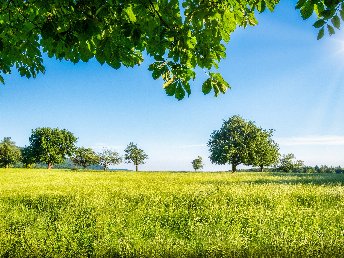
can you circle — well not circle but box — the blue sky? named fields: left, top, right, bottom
left=0, top=1, right=344, bottom=171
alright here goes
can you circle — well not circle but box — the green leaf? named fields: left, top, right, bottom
left=313, top=19, right=325, bottom=28
left=202, top=78, right=212, bottom=95
left=165, top=81, right=177, bottom=96
left=331, top=15, right=340, bottom=29
left=300, top=1, right=314, bottom=20
left=340, top=9, right=344, bottom=21
left=317, top=27, right=325, bottom=40
left=257, top=1, right=266, bottom=12
left=321, top=9, right=334, bottom=19
left=295, top=0, right=307, bottom=9
left=175, top=83, right=185, bottom=100
left=327, top=24, right=335, bottom=35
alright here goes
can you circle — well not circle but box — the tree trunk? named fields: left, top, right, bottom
left=135, top=165, right=138, bottom=172
left=260, top=165, right=264, bottom=172
left=48, top=163, right=53, bottom=169
left=231, top=164, right=237, bottom=173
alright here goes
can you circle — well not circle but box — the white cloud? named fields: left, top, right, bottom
left=276, top=135, right=344, bottom=146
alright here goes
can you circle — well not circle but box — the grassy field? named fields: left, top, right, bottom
left=0, top=169, right=343, bottom=257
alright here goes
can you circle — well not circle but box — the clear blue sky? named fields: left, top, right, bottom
left=0, top=1, right=343, bottom=171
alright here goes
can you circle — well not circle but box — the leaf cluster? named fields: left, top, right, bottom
left=296, top=0, right=344, bottom=39
left=0, top=0, right=281, bottom=99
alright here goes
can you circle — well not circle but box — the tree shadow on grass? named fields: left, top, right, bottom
left=201, top=173, right=344, bottom=187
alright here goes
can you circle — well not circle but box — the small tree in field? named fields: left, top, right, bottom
left=124, top=142, right=148, bottom=172
left=192, top=156, right=203, bottom=171
left=71, top=147, right=99, bottom=169
left=28, top=127, right=77, bottom=169
left=0, top=137, right=21, bottom=168
left=278, top=153, right=304, bottom=172
left=98, top=149, right=122, bottom=171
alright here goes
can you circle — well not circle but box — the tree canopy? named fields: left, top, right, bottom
left=98, top=148, right=122, bottom=170
left=191, top=156, right=203, bottom=171
left=208, top=116, right=259, bottom=172
left=0, top=137, right=21, bottom=168
left=71, top=147, right=99, bottom=169
left=250, top=129, right=280, bottom=172
left=124, top=142, right=148, bottom=171
left=208, top=115, right=279, bottom=172
left=1, top=0, right=341, bottom=99
left=26, top=127, right=77, bottom=169
left=277, top=153, right=304, bottom=173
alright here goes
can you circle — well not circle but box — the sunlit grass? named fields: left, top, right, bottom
left=0, top=169, right=343, bottom=257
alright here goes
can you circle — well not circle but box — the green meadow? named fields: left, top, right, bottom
left=0, top=169, right=343, bottom=257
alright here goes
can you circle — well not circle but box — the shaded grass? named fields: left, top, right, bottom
left=0, top=169, right=343, bottom=257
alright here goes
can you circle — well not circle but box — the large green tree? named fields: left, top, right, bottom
left=0, top=137, right=21, bottom=168
left=1, top=0, right=340, bottom=99
left=250, top=129, right=280, bottom=172
left=208, top=115, right=268, bottom=172
left=124, top=142, right=148, bottom=172
left=71, top=147, right=99, bottom=169
left=27, top=127, right=77, bottom=169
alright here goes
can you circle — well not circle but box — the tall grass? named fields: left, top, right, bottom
left=0, top=169, right=343, bottom=257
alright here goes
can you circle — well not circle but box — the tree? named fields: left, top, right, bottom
left=191, top=156, right=203, bottom=171
left=21, top=146, right=36, bottom=168
left=277, top=153, right=304, bottom=172
left=27, top=127, right=77, bottom=169
left=124, top=142, right=148, bottom=172
left=98, top=148, right=122, bottom=171
left=71, top=147, right=99, bottom=169
left=208, top=115, right=262, bottom=172
left=1, top=1, right=339, bottom=99
left=0, top=137, right=21, bottom=168
left=250, top=129, right=280, bottom=172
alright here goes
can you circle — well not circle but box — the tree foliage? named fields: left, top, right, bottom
left=98, top=148, right=122, bottom=170
left=21, top=146, right=36, bottom=168
left=1, top=1, right=341, bottom=99
left=71, top=147, right=99, bottom=169
left=124, top=142, right=148, bottom=172
left=208, top=116, right=259, bottom=172
left=0, top=0, right=284, bottom=99
left=27, top=127, right=77, bottom=169
left=0, top=137, right=21, bottom=168
left=295, top=0, right=344, bottom=39
left=277, top=153, right=304, bottom=172
left=208, top=115, right=279, bottom=172
left=250, top=129, right=280, bottom=172
left=191, top=156, right=203, bottom=171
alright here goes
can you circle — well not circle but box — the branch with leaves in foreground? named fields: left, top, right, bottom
left=0, top=0, right=342, bottom=100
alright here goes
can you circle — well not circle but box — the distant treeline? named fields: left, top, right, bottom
left=0, top=128, right=148, bottom=171
left=245, top=165, right=344, bottom=174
